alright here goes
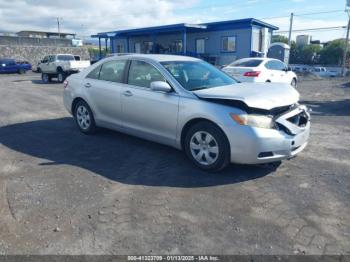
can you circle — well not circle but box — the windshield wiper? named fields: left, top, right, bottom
left=191, top=86, right=210, bottom=91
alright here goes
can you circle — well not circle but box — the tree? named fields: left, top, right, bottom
left=272, top=35, right=289, bottom=44
left=319, top=39, right=348, bottom=65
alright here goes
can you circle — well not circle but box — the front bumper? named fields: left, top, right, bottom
left=226, top=105, right=310, bottom=164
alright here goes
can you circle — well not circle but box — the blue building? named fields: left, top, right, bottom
left=92, top=18, right=278, bottom=66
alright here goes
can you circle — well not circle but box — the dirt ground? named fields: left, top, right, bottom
left=0, top=73, right=349, bottom=255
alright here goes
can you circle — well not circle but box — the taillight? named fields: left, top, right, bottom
left=243, top=71, right=261, bottom=77
left=63, top=80, right=68, bottom=88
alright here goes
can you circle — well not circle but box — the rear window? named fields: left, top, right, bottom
left=56, top=55, right=75, bottom=61
left=230, top=59, right=263, bottom=67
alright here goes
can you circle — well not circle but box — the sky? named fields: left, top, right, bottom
left=0, top=0, right=347, bottom=42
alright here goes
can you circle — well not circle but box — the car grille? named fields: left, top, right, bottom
left=270, top=104, right=298, bottom=117
left=274, top=106, right=309, bottom=136
left=287, top=111, right=308, bottom=127
left=275, top=122, right=293, bottom=135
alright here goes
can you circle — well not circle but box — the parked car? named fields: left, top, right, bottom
left=63, top=54, right=310, bottom=171
left=222, top=58, right=298, bottom=88
left=38, top=54, right=90, bottom=83
left=311, top=67, right=337, bottom=77
left=0, top=59, right=32, bottom=74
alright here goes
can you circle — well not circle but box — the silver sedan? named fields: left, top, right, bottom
left=63, top=54, right=310, bottom=171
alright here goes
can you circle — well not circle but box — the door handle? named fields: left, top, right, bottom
left=84, top=83, right=91, bottom=88
left=123, top=90, right=133, bottom=97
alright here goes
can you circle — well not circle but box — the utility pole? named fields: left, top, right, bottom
left=342, top=18, right=350, bottom=76
left=288, top=13, right=294, bottom=47
left=342, top=1, right=350, bottom=76
left=57, top=17, right=61, bottom=38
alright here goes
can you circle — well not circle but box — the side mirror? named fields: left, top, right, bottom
left=150, top=81, right=172, bottom=92
left=286, top=66, right=292, bottom=71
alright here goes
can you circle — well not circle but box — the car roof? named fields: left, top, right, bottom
left=234, top=57, right=278, bottom=62
left=109, top=53, right=201, bottom=62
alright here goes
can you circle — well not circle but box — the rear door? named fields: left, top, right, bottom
left=82, top=59, right=127, bottom=127
left=121, top=60, right=179, bottom=146
left=265, top=60, right=287, bottom=82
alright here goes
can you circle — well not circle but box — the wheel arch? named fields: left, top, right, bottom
left=180, top=118, right=230, bottom=150
left=71, top=97, right=87, bottom=114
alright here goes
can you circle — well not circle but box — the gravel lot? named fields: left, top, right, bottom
left=0, top=72, right=349, bottom=255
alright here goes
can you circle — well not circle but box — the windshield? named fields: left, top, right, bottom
left=57, top=55, right=75, bottom=61
left=230, top=59, right=263, bottom=67
left=161, top=61, right=237, bottom=91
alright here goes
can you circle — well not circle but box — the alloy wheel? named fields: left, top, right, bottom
left=190, top=131, right=219, bottom=166
left=76, top=105, right=91, bottom=130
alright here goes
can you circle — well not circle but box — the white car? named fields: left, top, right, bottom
left=222, top=58, right=298, bottom=88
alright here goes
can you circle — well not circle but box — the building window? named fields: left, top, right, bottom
left=196, top=39, right=205, bottom=54
left=116, top=43, right=124, bottom=53
left=222, top=36, right=236, bottom=52
left=134, top=42, right=141, bottom=53
left=173, top=40, right=183, bottom=53
left=143, top=41, right=153, bottom=54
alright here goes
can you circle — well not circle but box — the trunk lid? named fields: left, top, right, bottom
left=69, top=60, right=91, bottom=70
left=223, top=66, right=257, bottom=78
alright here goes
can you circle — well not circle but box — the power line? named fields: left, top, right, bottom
left=294, top=10, right=344, bottom=17
left=275, top=26, right=347, bottom=33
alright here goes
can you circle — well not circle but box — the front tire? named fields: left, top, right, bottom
left=57, top=72, right=66, bottom=83
left=74, top=100, right=97, bottom=135
left=18, top=69, right=25, bottom=74
left=184, top=122, right=230, bottom=172
left=291, top=78, right=297, bottom=88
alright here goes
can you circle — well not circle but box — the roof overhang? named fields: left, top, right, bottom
left=92, top=18, right=278, bottom=39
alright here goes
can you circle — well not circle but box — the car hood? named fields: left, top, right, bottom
left=193, top=82, right=299, bottom=110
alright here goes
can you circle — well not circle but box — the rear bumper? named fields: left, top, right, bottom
left=63, top=89, right=73, bottom=114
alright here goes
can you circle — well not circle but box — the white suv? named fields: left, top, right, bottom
left=39, top=54, right=90, bottom=83
left=222, top=58, right=298, bottom=88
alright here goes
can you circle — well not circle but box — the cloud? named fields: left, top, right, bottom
left=0, top=0, right=201, bottom=37
left=0, top=0, right=346, bottom=42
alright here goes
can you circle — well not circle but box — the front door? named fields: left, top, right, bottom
left=121, top=60, right=179, bottom=146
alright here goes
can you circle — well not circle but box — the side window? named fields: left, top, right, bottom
left=48, top=56, right=55, bottom=63
left=99, top=60, right=127, bottom=83
left=42, top=56, right=48, bottom=63
left=86, top=65, right=102, bottom=80
left=127, top=60, right=166, bottom=88
left=274, top=61, right=286, bottom=71
left=265, top=61, right=273, bottom=70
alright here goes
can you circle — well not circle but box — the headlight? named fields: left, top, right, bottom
left=230, top=113, right=274, bottom=129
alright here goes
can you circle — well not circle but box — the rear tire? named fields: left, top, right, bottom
left=184, top=121, right=230, bottom=172
left=291, top=78, right=297, bottom=88
left=42, top=73, right=51, bottom=83
left=18, top=69, right=25, bottom=74
left=73, top=100, right=97, bottom=135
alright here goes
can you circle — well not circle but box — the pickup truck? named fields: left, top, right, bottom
left=0, top=59, right=32, bottom=74
left=311, top=67, right=337, bottom=77
left=38, top=54, right=90, bottom=83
